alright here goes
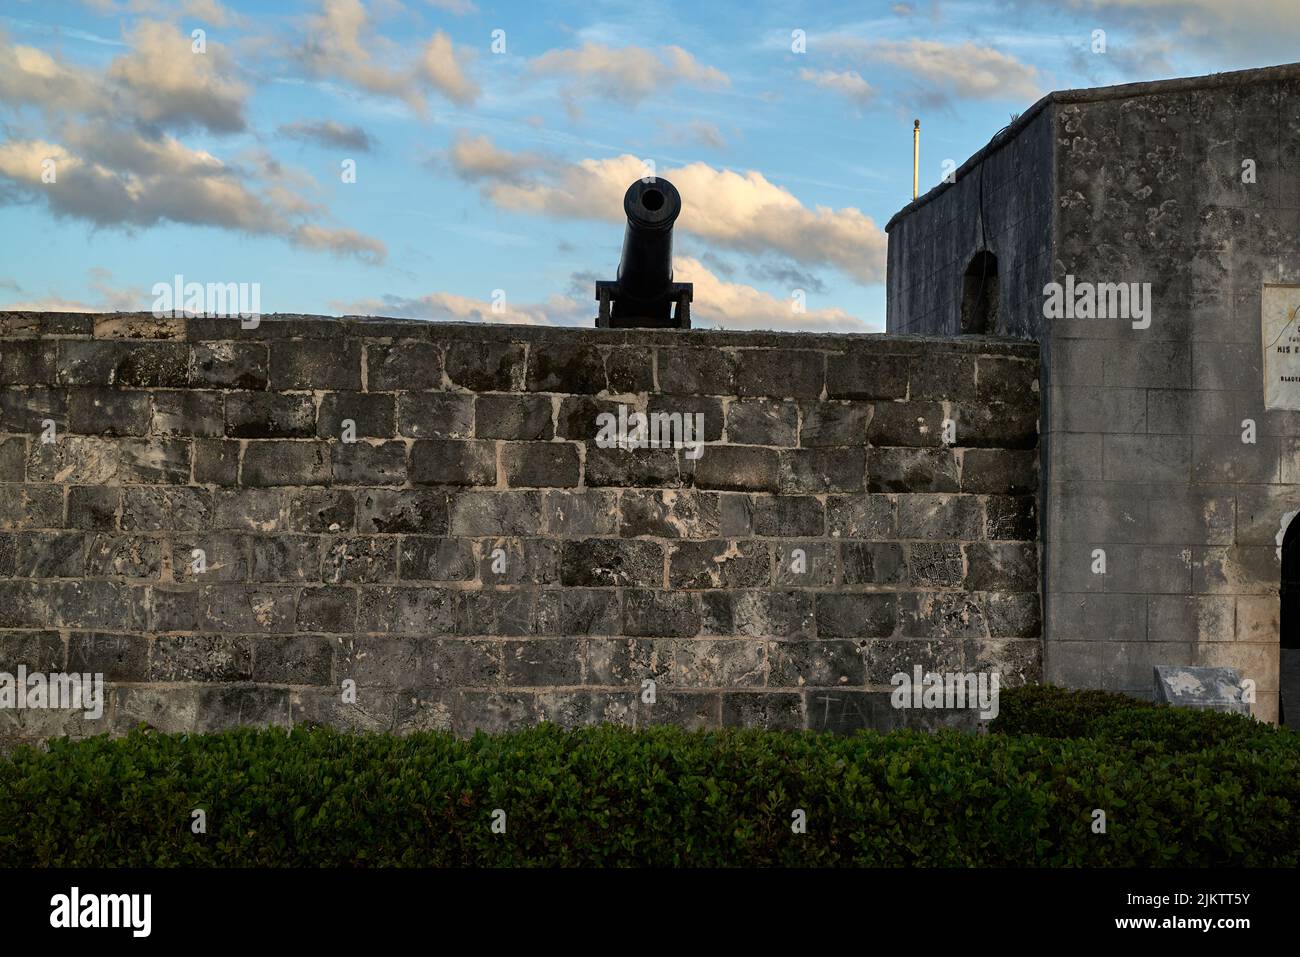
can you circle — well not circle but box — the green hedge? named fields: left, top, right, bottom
left=0, top=687, right=1295, bottom=867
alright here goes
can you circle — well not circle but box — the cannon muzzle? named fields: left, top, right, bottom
left=595, top=178, right=693, bottom=328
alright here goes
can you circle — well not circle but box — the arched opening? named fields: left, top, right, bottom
left=1282, top=517, right=1300, bottom=727
left=961, top=251, right=998, bottom=334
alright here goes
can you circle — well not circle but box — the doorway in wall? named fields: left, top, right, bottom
left=1281, top=516, right=1300, bottom=727
left=961, top=251, right=998, bottom=334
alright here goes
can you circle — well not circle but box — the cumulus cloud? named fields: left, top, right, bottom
left=278, top=119, right=374, bottom=151
left=529, top=43, right=728, bottom=104
left=825, top=36, right=1042, bottom=105
left=107, top=19, right=248, bottom=131
left=447, top=132, right=541, bottom=183
left=676, top=258, right=863, bottom=331
left=297, top=0, right=478, bottom=110
left=421, top=29, right=480, bottom=105
left=0, top=39, right=110, bottom=115
left=0, top=130, right=385, bottom=262
left=448, top=136, right=886, bottom=284
left=0, top=267, right=145, bottom=312
left=334, top=291, right=583, bottom=325
left=334, top=257, right=864, bottom=331
left=1005, top=0, right=1300, bottom=60
left=799, top=68, right=875, bottom=106
left=660, top=119, right=727, bottom=150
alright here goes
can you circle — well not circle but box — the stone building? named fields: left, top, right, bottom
left=886, top=62, right=1300, bottom=724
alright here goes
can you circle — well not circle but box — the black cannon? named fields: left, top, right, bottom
left=595, top=177, right=692, bottom=328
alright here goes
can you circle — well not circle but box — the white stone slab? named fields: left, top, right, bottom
left=1262, top=283, right=1300, bottom=410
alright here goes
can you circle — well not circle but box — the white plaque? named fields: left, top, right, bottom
left=1262, top=283, right=1300, bottom=410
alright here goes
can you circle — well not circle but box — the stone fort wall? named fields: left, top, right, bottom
left=0, top=313, right=1039, bottom=744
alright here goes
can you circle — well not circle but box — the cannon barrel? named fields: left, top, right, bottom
left=595, top=178, right=693, bottom=328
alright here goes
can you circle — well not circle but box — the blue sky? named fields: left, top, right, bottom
left=1, top=0, right=1296, bottom=331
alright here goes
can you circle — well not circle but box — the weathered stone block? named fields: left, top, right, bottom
left=409, top=439, right=495, bottom=486
left=825, top=353, right=908, bottom=400
left=190, top=341, right=268, bottom=390
left=868, top=400, right=945, bottom=447
left=330, top=441, right=407, bottom=485
left=250, top=535, right=322, bottom=582
left=242, top=441, right=330, bottom=486
left=623, top=589, right=700, bottom=637
left=398, top=536, right=476, bottom=581
left=288, top=488, right=355, bottom=532
left=501, top=441, right=580, bottom=488
left=799, top=401, right=871, bottom=447
left=366, top=341, right=444, bottom=391
left=121, top=487, right=211, bottom=531
left=152, top=390, right=224, bottom=437
left=270, top=340, right=362, bottom=390
left=397, top=393, right=474, bottom=439
left=815, top=593, right=897, bottom=638
left=150, top=634, right=253, bottom=682
left=688, top=445, right=778, bottom=492
left=840, top=542, right=905, bottom=585
left=457, top=590, right=535, bottom=636
left=448, top=490, right=539, bottom=535
left=192, top=439, right=239, bottom=485
left=526, top=343, right=606, bottom=394
left=779, top=448, right=865, bottom=493
left=356, top=585, right=457, bottom=634
left=621, top=489, right=719, bottom=538
left=444, top=341, right=524, bottom=392
left=726, top=399, right=798, bottom=446
left=535, top=589, right=621, bottom=636
left=673, top=638, right=765, bottom=687
left=669, top=540, right=770, bottom=589
left=503, top=639, right=583, bottom=686
left=476, top=394, right=553, bottom=440
left=584, top=444, right=680, bottom=487
left=296, top=586, right=357, bottom=633
left=769, top=640, right=867, bottom=688
left=119, top=438, right=191, bottom=484
left=720, top=691, right=803, bottom=730
left=200, top=584, right=297, bottom=633
left=560, top=538, right=662, bottom=587
left=869, top=448, right=960, bottom=493
left=225, top=392, right=315, bottom=438
left=67, top=388, right=151, bottom=435
left=318, top=392, right=394, bottom=438
left=542, top=489, right=619, bottom=536
left=735, top=350, right=822, bottom=398
left=657, top=347, right=738, bottom=396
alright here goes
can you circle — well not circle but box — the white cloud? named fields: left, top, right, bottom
left=529, top=43, right=728, bottom=104
left=676, top=257, right=865, bottom=331
left=448, top=138, right=887, bottom=284
left=0, top=131, right=385, bottom=262
left=826, top=36, right=1042, bottom=104
left=279, top=119, right=374, bottom=151
left=799, top=68, right=875, bottom=106
left=333, top=257, right=864, bottom=330
left=107, top=20, right=248, bottom=131
left=421, top=30, right=480, bottom=107
left=297, top=0, right=478, bottom=111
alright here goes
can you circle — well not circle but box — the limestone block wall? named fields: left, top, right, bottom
left=0, top=313, right=1039, bottom=744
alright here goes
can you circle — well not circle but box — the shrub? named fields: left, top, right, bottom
left=0, top=719, right=1295, bottom=868
left=991, top=684, right=1159, bottom=737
